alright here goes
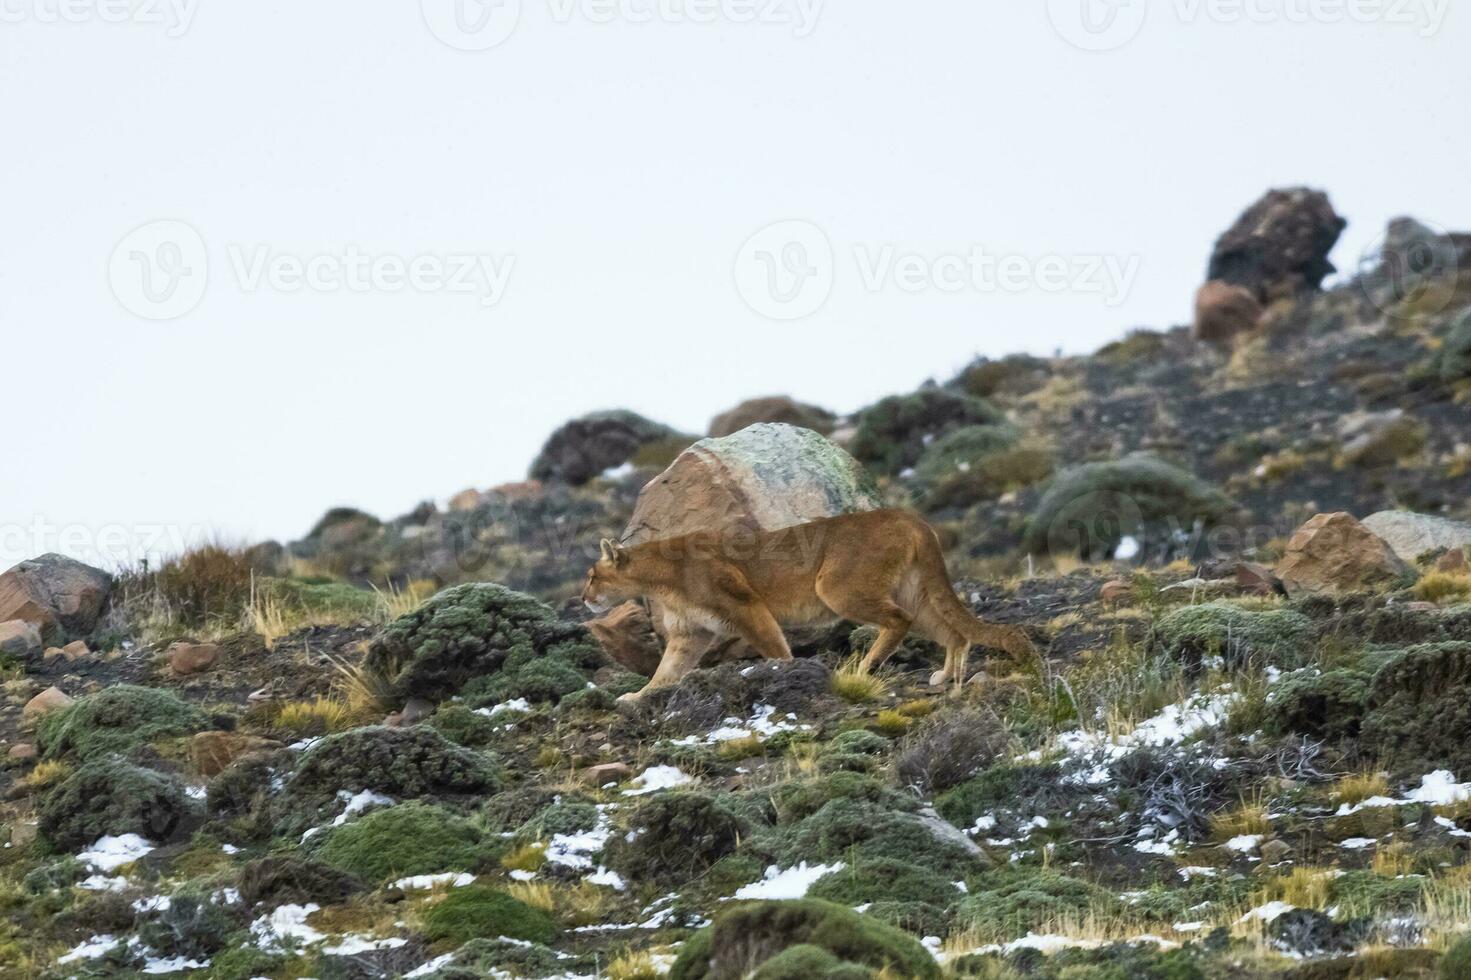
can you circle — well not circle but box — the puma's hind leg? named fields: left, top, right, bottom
left=816, top=587, right=913, bottom=673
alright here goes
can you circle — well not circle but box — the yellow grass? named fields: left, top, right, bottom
left=716, top=735, right=765, bottom=761
left=504, top=880, right=557, bottom=913
left=872, top=710, right=910, bottom=735
left=1334, top=771, right=1391, bottom=807
left=1414, top=571, right=1471, bottom=604
left=500, top=842, right=546, bottom=873
left=1250, top=866, right=1334, bottom=913
left=606, top=951, right=660, bottom=980
left=895, top=698, right=937, bottom=719
left=273, top=696, right=359, bottom=735
left=831, top=654, right=889, bottom=704
left=1210, top=795, right=1271, bottom=841
left=328, top=655, right=394, bottom=719
left=23, top=759, right=72, bottom=791
left=371, top=579, right=434, bottom=622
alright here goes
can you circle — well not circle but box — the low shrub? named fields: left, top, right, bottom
left=669, top=899, right=940, bottom=980
left=365, top=582, right=601, bottom=701
left=606, top=792, right=746, bottom=884
left=151, top=544, right=254, bottom=628
left=308, top=802, right=491, bottom=882
left=419, top=885, right=558, bottom=947
left=955, top=869, right=1121, bottom=942
left=37, top=684, right=209, bottom=762
left=849, top=389, right=1004, bottom=474
left=464, top=647, right=591, bottom=706
left=38, top=757, right=197, bottom=850
left=1438, top=309, right=1471, bottom=383
left=1265, top=668, right=1372, bottom=742
left=1023, top=456, right=1234, bottom=560
left=763, top=798, right=983, bottom=876
left=1361, top=642, right=1471, bottom=777
left=428, top=703, right=500, bottom=747
left=894, top=706, right=1012, bottom=795
left=276, top=725, right=500, bottom=833
left=1153, top=602, right=1316, bottom=669
left=238, top=854, right=366, bottom=907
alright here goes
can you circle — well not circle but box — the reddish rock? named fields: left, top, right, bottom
left=447, top=488, right=485, bottom=512
left=582, top=762, right=632, bottom=786
left=7, top=742, right=37, bottom=761
left=0, top=554, right=112, bottom=645
left=1098, top=580, right=1133, bottom=604
left=400, top=698, right=435, bottom=725
left=0, top=619, right=42, bottom=658
left=189, top=731, right=282, bottom=777
left=1438, top=548, right=1469, bottom=573
left=23, top=686, right=72, bottom=721
left=1193, top=280, right=1263, bottom=344
left=1275, top=513, right=1413, bottom=596
left=488, top=480, right=544, bottom=502
left=1236, top=562, right=1286, bottom=597
left=168, top=641, right=221, bottom=676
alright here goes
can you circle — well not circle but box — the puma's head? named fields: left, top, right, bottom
left=582, top=538, right=637, bottom=614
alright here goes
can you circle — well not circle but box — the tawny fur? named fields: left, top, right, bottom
left=581, top=509, right=1034, bottom=699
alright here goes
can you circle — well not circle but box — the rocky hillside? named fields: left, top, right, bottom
left=3, top=189, right=1471, bottom=979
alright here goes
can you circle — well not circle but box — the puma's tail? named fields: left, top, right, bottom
left=920, top=529, right=1035, bottom=660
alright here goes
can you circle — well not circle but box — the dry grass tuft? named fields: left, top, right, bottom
left=831, top=654, right=889, bottom=704
left=22, top=759, right=72, bottom=791
left=504, top=879, right=557, bottom=913
left=328, top=655, right=395, bottom=719
left=501, top=842, right=546, bottom=873
left=606, top=951, right=661, bottom=980
left=1334, top=771, right=1391, bottom=807
left=272, top=696, right=360, bottom=736
left=1210, top=795, right=1270, bottom=841
left=872, top=710, right=911, bottom=736
left=1414, top=571, right=1471, bottom=604
left=716, top=735, right=765, bottom=761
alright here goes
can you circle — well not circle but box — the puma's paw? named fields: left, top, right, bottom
left=928, top=669, right=951, bottom=688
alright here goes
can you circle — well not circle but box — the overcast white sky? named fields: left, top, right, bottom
left=2, top=0, right=1466, bottom=567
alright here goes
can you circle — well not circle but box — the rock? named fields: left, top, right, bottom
left=1378, top=217, right=1471, bottom=301
left=43, top=640, right=89, bottom=662
left=585, top=601, right=664, bottom=677
left=1235, top=562, right=1286, bottom=597
left=189, top=731, right=282, bottom=778
left=244, top=540, right=291, bottom=576
left=1275, top=513, right=1412, bottom=596
left=167, top=641, right=221, bottom=676
left=582, top=762, right=632, bottom=786
left=1403, top=601, right=1440, bottom=613
left=1439, top=548, right=1469, bottom=573
left=1334, top=410, right=1427, bottom=468
left=529, top=410, right=689, bottom=486
left=1207, top=187, right=1347, bottom=302
left=447, top=488, right=485, bottom=512
left=0, top=619, right=42, bottom=658
left=8, top=742, right=36, bottom=761
left=1362, top=511, right=1471, bottom=564
left=606, top=424, right=881, bottom=665
left=0, top=554, right=112, bottom=645
left=400, top=698, right=435, bottom=725
left=1098, top=580, right=1133, bottom=604
left=1193, top=280, right=1263, bottom=344
left=486, top=480, right=544, bottom=502
left=23, top=686, right=72, bottom=721
left=1259, top=838, right=1293, bottom=864
left=708, top=395, right=836, bottom=438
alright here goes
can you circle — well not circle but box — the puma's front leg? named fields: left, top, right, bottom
left=618, top=630, right=711, bottom=704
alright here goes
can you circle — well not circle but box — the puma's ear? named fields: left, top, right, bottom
left=599, top=539, right=617, bottom=563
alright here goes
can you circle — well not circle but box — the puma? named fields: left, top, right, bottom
left=581, top=508, right=1033, bottom=701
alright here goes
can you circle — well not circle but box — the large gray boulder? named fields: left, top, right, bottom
left=529, top=410, right=689, bottom=486
left=1362, top=511, right=1471, bottom=563
left=1207, top=187, right=1346, bottom=302
left=0, top=554, right=112, bottom=645
left=589, top=423, right=880, bottom=672
left=620, top=422, right=881, bottom=546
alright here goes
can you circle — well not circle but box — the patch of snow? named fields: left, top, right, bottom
left=288, top=736, right=322, bottom=752
left=333, top=789, right=395, bottom=826
left=1173, top=921, right=1206, bottom=932
left=1177, top=866, right=1217, bottom=881
left=677, top=703, right=811, bottom=745
left=406, top=953, right=457, bottom=977
left=1134, top=828, right=1180, bottom=856
left=322, top=935, right=408, bottom=955
left=587, top=867, right=627, bottom=890
left=183, top=784, right=207, bottom=800
left=78, top=874, right=130, bottom=891
left=133, top=895, right=171, bottom=913
left=142, top=954, right=210, bottom=974
left=392, top=872, right=476, bottom=890
left=1240, top=901, right=1295, bottom=923
left=1115, top=536, right=1141, bottom=561
left=970, top=814, right=997, bottom=833
left=57, top=935, right=121, bottom=963
left=221, top=843, right=240, bottom=855
left=1226, top=834, right=1263, bottom=854
left=251, top=903, right=324, bottom=950
left=1435, top=816, right=1471, bottom=838
left=731, top=862, right=843, bottom=901
left=623, top=765, right=693, bottom=796
left=1340, top=837, right=1379, bottom=850
left=77, top=834, right=154, bottom=872
left=475, top=697, right=531, bottom=718
left=601, top=462, right=636, bottom=480
left=545, top=807, right=614, bottom=870
left=1336, top=771, right=1471, bottom=815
